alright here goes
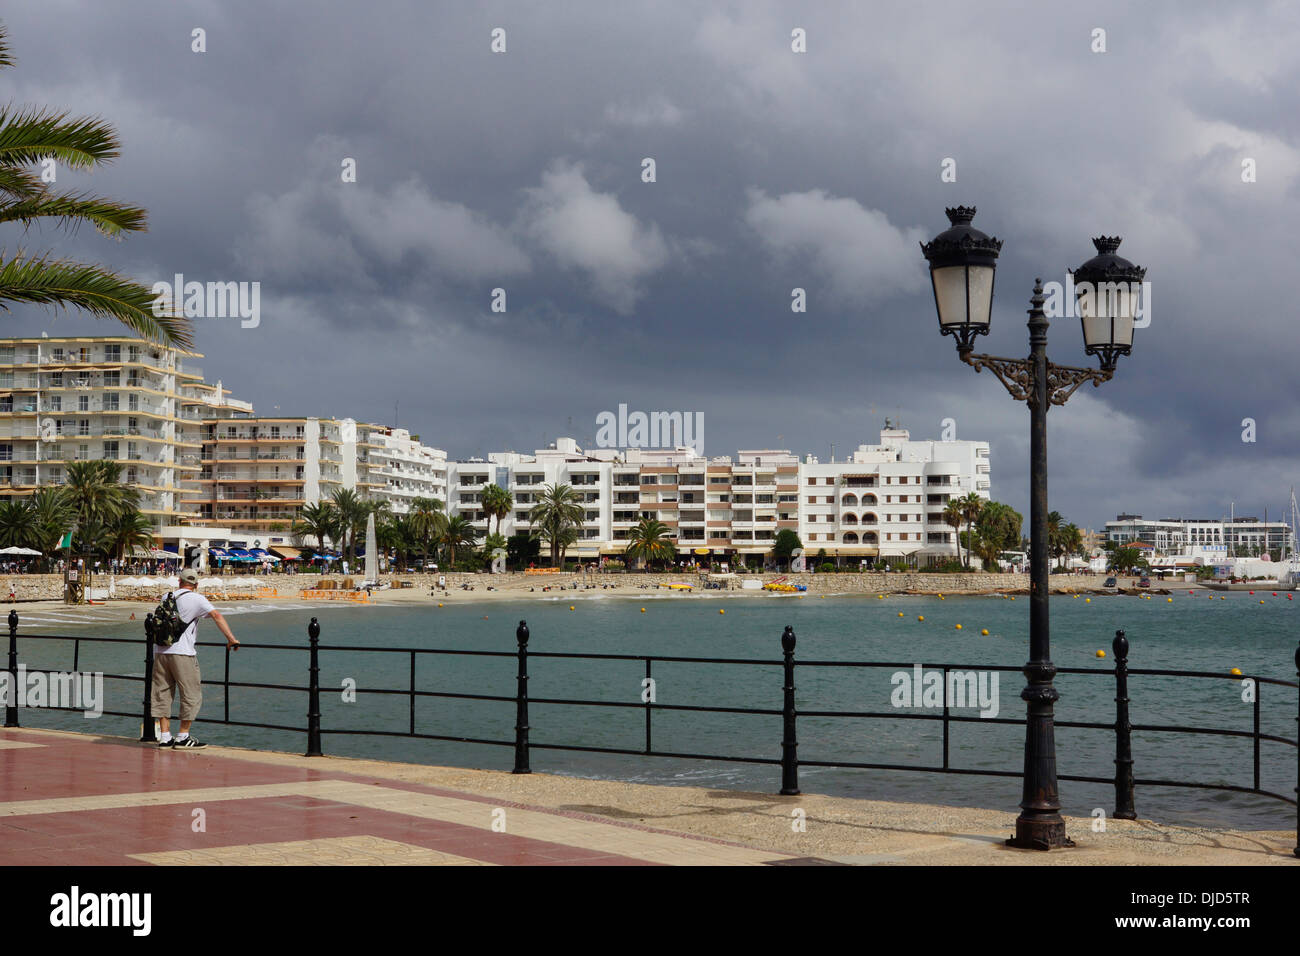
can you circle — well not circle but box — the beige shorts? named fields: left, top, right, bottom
left=151, top=653, right=203, bottom=722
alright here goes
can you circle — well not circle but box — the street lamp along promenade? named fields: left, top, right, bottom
left=920, top=206, right=1146, bottom=850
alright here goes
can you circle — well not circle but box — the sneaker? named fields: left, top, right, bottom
left=173, top=737, right=206, bottom=749
left=157, top=738, right=174, bottom=748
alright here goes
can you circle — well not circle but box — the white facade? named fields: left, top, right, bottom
left=357, top=424, right=447, bottom=514
left=445, top=428, right=991, bottom=565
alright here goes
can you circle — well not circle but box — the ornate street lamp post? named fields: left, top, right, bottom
left=921, top=207, right=1146, bottom=849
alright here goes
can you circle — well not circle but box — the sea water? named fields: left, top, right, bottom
left=14, top=591, right=1298, bottom=830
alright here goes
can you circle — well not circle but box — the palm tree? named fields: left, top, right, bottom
left=943, top=500, right=965, bottom=567
left=0, top=24, right=189, bottom=346
left=480, top=484, right=514, bottom=536
left=63, top=460, right=137, bottom=526
left=959, top=493, right=984, bottom=569
left=1047, top=510, right=1064, bottom=569
left=108, top=509, right=154, bottom=561
left=436, top=515, right=479, bottom=567
left=329, top=488, right=367, bottom=564
left=27, top=486, right=72, bottom=567
left=293, top=502, right=337, bottom=557
left=408, top=496, right=444, bottom=565
left=0, top=499, right=34, bottom=548
left=624, top=518, right=676, bottom=569
left=528, top=484, right=585, bottom=567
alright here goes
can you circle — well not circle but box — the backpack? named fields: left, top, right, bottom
left=152, top=591, right=193, bottom=647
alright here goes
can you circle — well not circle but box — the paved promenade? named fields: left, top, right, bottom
left=1, top=728, right=1294, bottom=866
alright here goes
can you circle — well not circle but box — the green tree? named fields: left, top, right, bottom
left=0, top=25, right=189, bottom=346
left=624, top=518, right=676, bottom=569
left=528, top=484, right=585, bottom=566
left=107, top=509, right=154, bottom=561
left=0, top=499, right=35, bottom=548
left=480, top=484, right=514, bottom=536
left=959, top=493, right=984, bottom=569
left=328, top=488, right=367, bottom=564
left=1110, top=546, right=1143, bottom=574
left=436, top=515, right=479, bottom=567
left=975, top=501, right=1022, bottom=552
left=772, top=528, right=802, bottom=569
left=507, top=531, right=541, bottom=569
left=27, top=486, right=73, bottom=566
left=943, top=500, right=964, bottom=566
left=293, top=502, right=337, bottom=556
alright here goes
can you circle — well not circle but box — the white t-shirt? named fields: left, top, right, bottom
left=159, top=588, right=215, bottom=656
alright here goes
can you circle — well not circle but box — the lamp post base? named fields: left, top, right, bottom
left=1006, top=814, right=1075, bottom=850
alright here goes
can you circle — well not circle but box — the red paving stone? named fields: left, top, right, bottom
left=0, top=729, right=691, bottom=866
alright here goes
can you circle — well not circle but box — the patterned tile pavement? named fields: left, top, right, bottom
left=0, top=728, right=795, bottom=866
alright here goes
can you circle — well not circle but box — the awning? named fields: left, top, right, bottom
left=249, top=548, right=280, bottom=562
left=227, top=548, right=257, bottom=562
left=208, top=548, right=230, bottom=559
left=269, top=546, right=302, bottom=560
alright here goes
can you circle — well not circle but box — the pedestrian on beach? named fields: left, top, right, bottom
left=152, top=567, right=240, bottom=749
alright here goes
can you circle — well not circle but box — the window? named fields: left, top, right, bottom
left=78, top=395, right=89, bottom=412
left=103, top=371, right=120, bottom=387
left=103, top=441, right=119, bottom=459
left=0, top=444, right=11, bottom=462
left=104, top=345, right=121, bottom=361
left=128, top=394, right=139, bottom=412
left=104, top=393, right=119, bottom=411
left=50, top=372, right=62, bottom=387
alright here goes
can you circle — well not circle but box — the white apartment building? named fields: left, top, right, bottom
left=356, top=424, right=447, bottom=514
left=445, top=427, right=990, bottom=566
left=799, top=427, right=991, bottom=563
left=1105, top=513, right=1293, bottom=558
left=0, top=336, right=240, bottom=524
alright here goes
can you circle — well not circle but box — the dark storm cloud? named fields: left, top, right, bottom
left=3, top=0, right=1298, bottom=528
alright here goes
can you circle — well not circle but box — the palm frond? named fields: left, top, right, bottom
left=0, top=25, right=13, bottom=70
left=0, top=106, right=121, bottom=169
left=0, top=189, right=147, bottom=236
left=0, top=252, right=192, bottom=347
left=0, top=166, right=43, bottom=200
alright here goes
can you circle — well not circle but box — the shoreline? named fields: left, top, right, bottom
left=2, top=570, right=1218, bottom=626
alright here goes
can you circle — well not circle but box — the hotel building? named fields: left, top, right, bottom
left=1104, top=513, right=1294, bottom=558
left=0, top=336, right=237, bottom=523
left=447, top=427, right=991, bottom=565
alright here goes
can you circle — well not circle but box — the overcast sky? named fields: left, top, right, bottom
left=3, top=1, right=1298, bottom=530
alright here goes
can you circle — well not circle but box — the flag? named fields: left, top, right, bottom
left=58, top=531, right=73, bottom=549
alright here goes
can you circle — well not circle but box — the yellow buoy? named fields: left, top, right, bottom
left=898, top=612, right=904, bottom=617
left=1095, top=649, right=1106, bottom=658
left=1085, top=598, right=1091, bottom=603
left=437, top=602, right=443, bottom=607
left=1230, top=667, right=1242, bottom=676
left=1167, top=597, right=1173, bottom=603
left=1260, top=600, right=1265, bottom=604
left=918, top=615, right=925, bottom=622
left=878, top=594, right=884, bottom=599
left=569, top=605, right=575, bottom=610
left=1221, top=596, right=1227, bottom=600
left=1010, top=596, right=1016, bottom=601
left=981, top=628, right=989, bottom=636
left=719, top=608, right=725, bottom=613
left=955, top=624, right=962, bottom=630
left=640, top=607, right=646, bottom=612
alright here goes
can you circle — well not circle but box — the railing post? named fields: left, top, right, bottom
left=1112, top=629, right=1136, bottom=819
left=306, top=617, right=322, bottom=757
left=513, top=620, right=530, bottom=774
left=1293, top=639, right=1299, bottom=859
left=139, top=614, right=156, bottom=742
left=780, top=625, right=799, bottom=795
left=5, top=610, right=18, bottom=728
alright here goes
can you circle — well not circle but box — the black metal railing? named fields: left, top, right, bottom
left=4, top=610, right=1297, bottom=855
